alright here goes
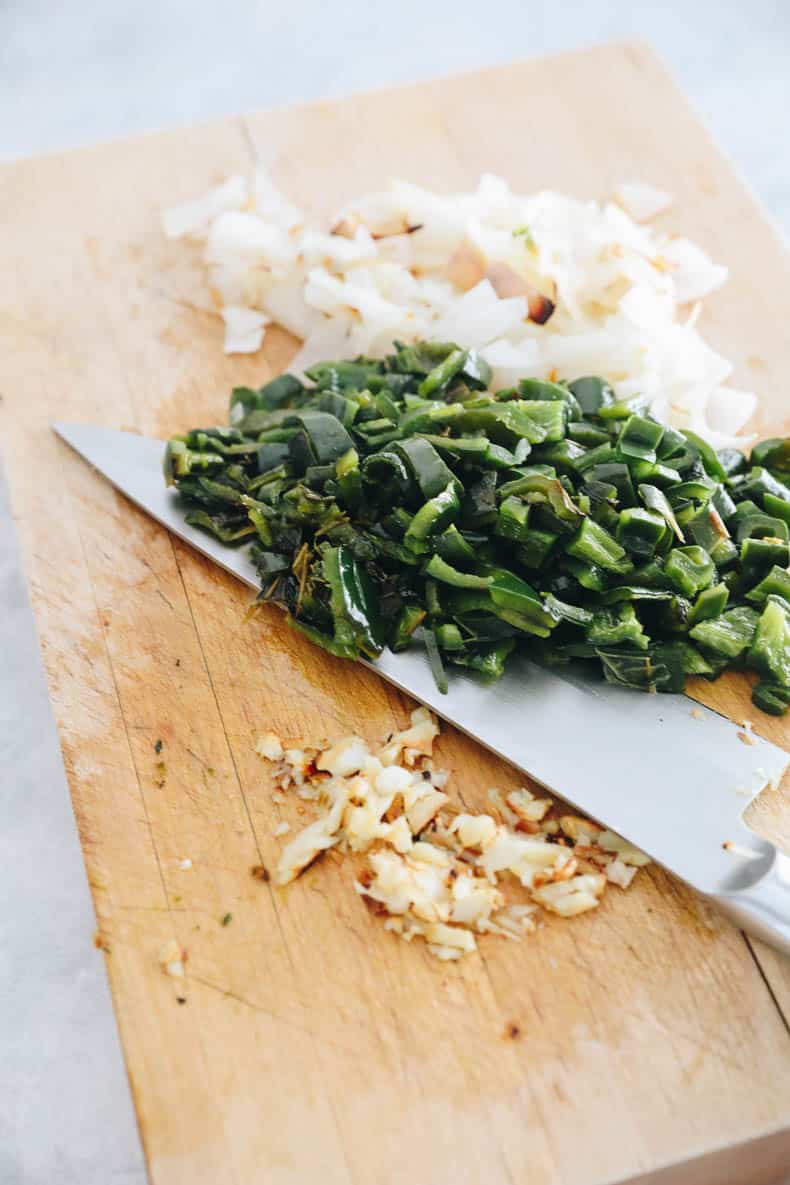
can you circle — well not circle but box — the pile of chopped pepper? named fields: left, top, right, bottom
left=164, top=340, right=790, bottom=715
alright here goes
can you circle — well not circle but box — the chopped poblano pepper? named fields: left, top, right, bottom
left=164, top=340, right=790, bottom=712
left=746, top=565, right=790, bottom=605
left=689, top=606, right=760, bottom=659
left=763, top=492, right=790, bottom=527
left=740, top=537, right=790, bottom=584
left=423, top=554, right=493, bottom=589
left=616, top=508, right=667, bottom=558
left=566, top=518, right=630, bottom=571
left=391, top=604, right=427, bottom=651
left=588, top=604, right=649, bottom=650
left=639, top=483, right=684, bottom=542
left=687, top=583, right=729, bottom=627
left=752, top=681, right=790, bottom=716
left=681, top=431, right=727, bottom=481
left=748, top=598, right=790, bottom=685
left=404, top=482, right=461, bottom=551
left=664, top=546, right=715, bottom=598
left=517, top=528, right=558, bottom=569
left=496, top=495, right=531, bottom=541
left=618, top=415, right=665, bottom=463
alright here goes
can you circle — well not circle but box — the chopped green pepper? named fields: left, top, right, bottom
left=404, top=482, right=461, bottom=552
left=752, top=681, right=790, bottom=716
left=687, top=583, right=729, bottom=627
left=618, top=415, right=665, bottom=464
left=566, top=519, right=630, bottom=572
left=164, top=341, right=790, bottom=713
left=746, top=565, right=790, bottom=605
left=616, top=508, right=667, bottom=558
left=690, top=606, right=760, bottom=659
left=748, top=598, right=790, bottom=685
left=665, top=546, right=715, bottom=597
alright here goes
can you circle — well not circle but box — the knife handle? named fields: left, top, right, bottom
left=714, top=844, right=790, bottom=958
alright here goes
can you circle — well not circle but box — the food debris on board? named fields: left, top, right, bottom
left=257, top=708, right=649, bottom=962
left=722, top=840, right=762, bottom=859
left=738, top=719, right=758, bottom=746
left=158, top=938, right=188, bottom=1002
left=163, top=170, right=754, bottom=447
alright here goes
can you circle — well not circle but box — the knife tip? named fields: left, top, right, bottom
left=52, top=421, right=93, bottom=451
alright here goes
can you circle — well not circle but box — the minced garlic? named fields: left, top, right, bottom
left=257, top=708, right=648, bottom=961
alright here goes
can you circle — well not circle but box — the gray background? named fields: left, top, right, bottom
left=1, top=2, right=789, bottom=1182
left=0, top=469, right=146, bottom=1185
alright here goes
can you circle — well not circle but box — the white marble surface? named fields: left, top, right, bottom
left=0, top=470, right=146, bottom=1185
left=1, top=3, right=789, bottom=1182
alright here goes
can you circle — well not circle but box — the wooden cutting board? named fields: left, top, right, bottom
left=2, top=41, right=790, bottom=1185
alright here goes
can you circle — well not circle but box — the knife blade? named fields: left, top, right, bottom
left=53, top=421, right=790, bottom=953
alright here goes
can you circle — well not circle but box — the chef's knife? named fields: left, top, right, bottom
left=53, top=422, right=790, bottom=955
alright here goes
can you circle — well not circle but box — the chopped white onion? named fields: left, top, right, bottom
left=221, top=305, right=268, bottom=354
left=164, top=172, right=756, bottom=440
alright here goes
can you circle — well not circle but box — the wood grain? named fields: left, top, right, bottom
left=1, top=42, right=789, bottom=1185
